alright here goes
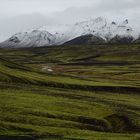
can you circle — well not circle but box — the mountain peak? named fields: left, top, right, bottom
left=121, top=19, right=129, bottom=26
left=75, top=17, right=106, bottom=25
left=93, top=17, right=106, bottom=23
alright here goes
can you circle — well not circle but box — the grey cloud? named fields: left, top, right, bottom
left=53, top=0, right=140, bottom=26
left=0, top=0, right=140, bottom=41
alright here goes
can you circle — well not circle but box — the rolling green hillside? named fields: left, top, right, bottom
left=0, top=44, right=140, bottom=140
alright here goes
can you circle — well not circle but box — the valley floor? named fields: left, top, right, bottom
left=0, top=44, right=140, bottom=140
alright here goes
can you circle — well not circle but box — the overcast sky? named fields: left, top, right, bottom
left=0, top=0, right=140, bottom=41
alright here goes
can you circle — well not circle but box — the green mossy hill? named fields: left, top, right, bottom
left=0, top=44, right=140, bottom=140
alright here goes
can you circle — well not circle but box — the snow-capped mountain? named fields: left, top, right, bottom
left=0, top=30, right=55, bottom=48
left=0, top=17, right=139, bottom=48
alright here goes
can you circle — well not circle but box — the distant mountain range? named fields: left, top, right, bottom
left=0, top=17, right=140, bottom=48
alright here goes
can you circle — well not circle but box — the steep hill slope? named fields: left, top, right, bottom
left=109, top=35, right=134, bottom=44
left=134, top=37, right=140, bottom=43
left=64, top=34, right=106, bottom=45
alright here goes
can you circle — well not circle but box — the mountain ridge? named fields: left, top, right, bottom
left=0, top=17, right=139, bottom=48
